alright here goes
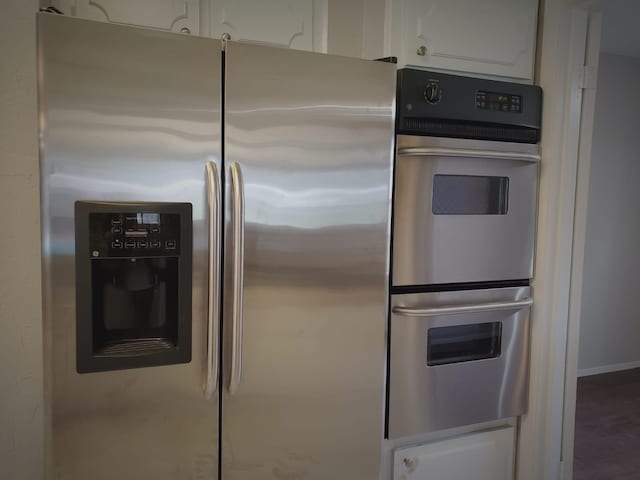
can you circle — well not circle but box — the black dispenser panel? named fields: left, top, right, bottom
left=75, top=201, right=192, bottom=373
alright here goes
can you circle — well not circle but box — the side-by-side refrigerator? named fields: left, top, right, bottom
left=37, top=13, right=395, bottom=480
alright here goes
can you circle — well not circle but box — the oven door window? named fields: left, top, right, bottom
left=427, top=322, right=502, bottom=366
left=432, top=175, right=509, bottom=215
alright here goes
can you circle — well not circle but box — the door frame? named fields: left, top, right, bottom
left=516, top=1, right=603, bottom=479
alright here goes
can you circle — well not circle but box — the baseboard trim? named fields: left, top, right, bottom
left=577, top=360, right=640, bottom=377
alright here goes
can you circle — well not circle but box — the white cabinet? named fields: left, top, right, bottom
left=50, top=0, right=328, bottom=53
left=52, top=0, right=200, bottom=34
left=387, top=0, right=538, bottom=80
left=393, top=427, right=515, bottom=480
left=209, top=0, right=327, bottom=52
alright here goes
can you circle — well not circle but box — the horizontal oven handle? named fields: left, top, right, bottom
left=396, top=147, right=540, bottom=162
left=392, top=298, right=533, bottom=317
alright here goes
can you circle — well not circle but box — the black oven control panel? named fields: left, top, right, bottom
left=396, top=68, right=542, bottom=143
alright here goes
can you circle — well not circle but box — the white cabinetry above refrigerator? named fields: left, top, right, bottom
left=46, top=0, right=328, bottom=52
left=48, top=0, right=200, bottom=34
left=386, top=0, right=539, bottom=80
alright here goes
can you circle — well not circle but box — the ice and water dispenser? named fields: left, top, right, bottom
left=75, top=202, right=192, bottom=373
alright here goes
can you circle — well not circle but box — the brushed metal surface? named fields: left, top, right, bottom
left=38, top=14, right=222, bottom=479
left=222, top=42, right=396, bottom=480
left=388, top=287, right=531, bottom=438
left=392, top=135, right=539, bottom=287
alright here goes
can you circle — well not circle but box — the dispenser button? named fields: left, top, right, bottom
left=150, top=227, right=160, bottom=234
left=165, top=240, right=176, bottom=250
left=137, top=240, right=148, bottom=248
left=124, top=241, right=136, bottom=249
left=111, top=226, right=123, bottom=234
left=110, top=218, right=122, bottom=226
left=150, top=240, right=161, bottom=249
left=111, top=241, right=122, bottom=249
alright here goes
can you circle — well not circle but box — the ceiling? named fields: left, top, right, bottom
left=598, top=0, right=640, bottom=58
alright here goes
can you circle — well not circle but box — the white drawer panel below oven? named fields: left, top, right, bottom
left=393, top=426, right=515, bottom=480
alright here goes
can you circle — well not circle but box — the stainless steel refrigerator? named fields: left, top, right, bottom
left=37, top=12, right=395, bottom=480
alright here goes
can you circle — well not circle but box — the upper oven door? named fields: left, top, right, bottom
left=392, top=135, right=539, bottom=287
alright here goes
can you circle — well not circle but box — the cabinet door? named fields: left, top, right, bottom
left=52, top=0, right=199, bottom=34
left=396, top=0, right=538, bottom=80
left=210, top=0, right=327, bottom=52
left=393, top=427, right=515, bottom=480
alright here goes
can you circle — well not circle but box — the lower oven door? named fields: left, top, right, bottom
left=392, top=135, right=539, bottom=287
left=387, top=287, right=531, bottom=439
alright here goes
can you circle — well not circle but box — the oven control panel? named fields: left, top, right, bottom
left=395, top=68, right=542, bottom=142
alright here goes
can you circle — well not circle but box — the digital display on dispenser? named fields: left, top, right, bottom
left=137, top=212, right=160, bottom=224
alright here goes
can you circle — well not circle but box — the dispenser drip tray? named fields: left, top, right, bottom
left=97, top=338, right=175, bottom=357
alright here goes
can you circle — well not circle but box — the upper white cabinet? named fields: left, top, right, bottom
left=54, top=0, right=200, bottom=34
left=210, top=0, right=327, bottom=52
left=387, top=0, right=539, bottom=80
left=393, top=427, right=515, bottom=480
left=51, top=0, right=328, bottom=52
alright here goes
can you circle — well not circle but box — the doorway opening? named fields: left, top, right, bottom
left=569, top=0, right=640, bottom=477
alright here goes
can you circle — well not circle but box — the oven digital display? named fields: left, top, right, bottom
left=475, top=91, right=522, bottom=113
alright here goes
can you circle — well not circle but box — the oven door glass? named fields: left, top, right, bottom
left=427, top=321, right=502, bottom=366
left=432, top=175, right=509, bottom=215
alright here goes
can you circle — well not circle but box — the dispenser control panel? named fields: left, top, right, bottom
left=89, top=211, right=181, bottom=257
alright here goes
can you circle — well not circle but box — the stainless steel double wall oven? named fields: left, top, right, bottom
left=388, top=69, right=542, bottom=439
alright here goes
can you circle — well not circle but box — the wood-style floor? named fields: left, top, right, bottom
left=573, top=368, right=640, bottom=479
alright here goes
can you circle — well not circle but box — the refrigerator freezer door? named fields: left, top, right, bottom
left=222, top=42, right=396, bottom=480
left=38, top=14, right=221, bottom=479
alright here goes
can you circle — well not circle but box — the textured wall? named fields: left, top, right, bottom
left=578, top=53, right=640, bottom=375
left=0, top=1, right=44, bottom=478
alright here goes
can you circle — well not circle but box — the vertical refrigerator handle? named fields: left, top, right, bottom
left=229, top=162, right=245, bottom=395
left=204, top=161, right=221, bottom=399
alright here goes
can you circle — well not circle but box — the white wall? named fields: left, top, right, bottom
left=0, top=0, right=45, bottom=478
left=578, top=53, right=640, bottom=376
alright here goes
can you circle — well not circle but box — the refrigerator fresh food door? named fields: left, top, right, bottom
left=38, top=14, right=222, bottom=479
left=222, top=41, right=395, bottom=479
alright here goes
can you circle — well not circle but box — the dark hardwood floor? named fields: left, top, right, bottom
left=573, top=368, right=640, bottom=479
